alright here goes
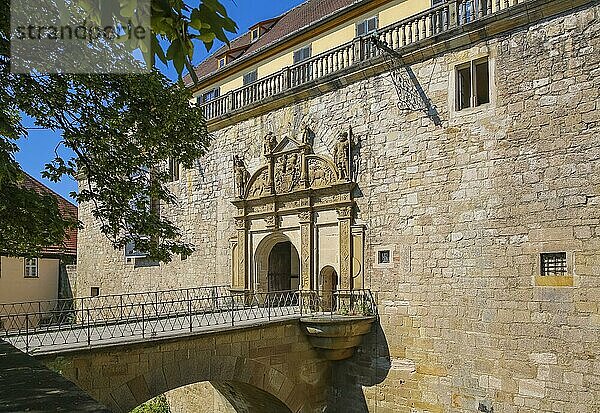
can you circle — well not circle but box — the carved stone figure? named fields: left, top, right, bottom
left=298, top=211, right=312, bottom=222
left=263, top=132, right=277, bottom=156
left=264, top=215, right=280, bottom=229
left=250, top=170, right=269, bottom=198
left=308, top=158, right=335, bottom=188
left=301, top=123, right=312, bottom=146
left=334, top=131, right=351, bottom=180
left=275, top=153, right=301, bottom=193
left=337, top=206, right=353, bottom=218
left=233, top=155, right=249, bottom=198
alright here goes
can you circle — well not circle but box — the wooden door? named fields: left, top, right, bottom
left=268, top=242, right=292, bottom=292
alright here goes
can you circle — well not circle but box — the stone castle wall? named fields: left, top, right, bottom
left=76, top=3, right=600, bottom=412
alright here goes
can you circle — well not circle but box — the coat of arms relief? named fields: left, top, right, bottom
left=233, top=125, right=353, bottom=200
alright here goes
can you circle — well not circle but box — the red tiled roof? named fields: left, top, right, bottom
left=22, top=174, right=78, bottom=257
left=185, top=0, right=360, bottom=86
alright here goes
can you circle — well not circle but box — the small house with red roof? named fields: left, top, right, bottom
left=0, top=174, right=77, bottom=306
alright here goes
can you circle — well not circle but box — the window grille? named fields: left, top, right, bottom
left=378, top=250, right=391, bottom=264
left=168, top=158, right=180, bottom=181
left=540, top=252, right=567, bottom=276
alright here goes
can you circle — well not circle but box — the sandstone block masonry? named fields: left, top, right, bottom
left=76, top=3, right=600, bottom=412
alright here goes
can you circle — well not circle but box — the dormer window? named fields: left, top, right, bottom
left=251, top=28, right=260, bottom=42
left=218, top=57, right=226, bottom=68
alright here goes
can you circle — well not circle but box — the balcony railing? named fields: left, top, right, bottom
left=199, top=0, right=526, bottom=121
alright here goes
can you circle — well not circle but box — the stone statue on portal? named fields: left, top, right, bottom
left=334, top=131, right=351, bottom=180
left=233, top=155, right=249, bottom=198
left=263, top=132, right=277, bottom=156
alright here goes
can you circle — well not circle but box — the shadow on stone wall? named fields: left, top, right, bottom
left=326, top=319, right=390, bottom=412
left=212, top=381, right=293, bottom=413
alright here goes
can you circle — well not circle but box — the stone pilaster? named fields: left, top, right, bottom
left=298, top=211, right=313, bottom=290
left=337, top=207, right=352, bottom=290
left=234, top=218, right=248, bottom=290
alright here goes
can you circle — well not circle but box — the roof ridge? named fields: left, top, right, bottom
left=186, top=0, right=366, bottom=88
left=22, top=171, right=78, bottom=210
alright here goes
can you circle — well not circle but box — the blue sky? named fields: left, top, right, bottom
left=16, top=0, right=305, bottom=202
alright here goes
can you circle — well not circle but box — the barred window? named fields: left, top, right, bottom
left=378, top=250, right=390, bottom=264
left=168, top=158, right=180, bottom=182
left=540, top=252, right=567, bottom=276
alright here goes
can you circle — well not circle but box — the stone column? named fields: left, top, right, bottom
left=337, top=207, right=353, bottom=290
left=234, top=218, right=248, bottom=291
left=299, top=211, right=313, bottom=290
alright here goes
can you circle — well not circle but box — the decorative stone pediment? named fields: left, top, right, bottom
left=273, top=136, right=302, bottom=153
left=236, top=127, right=351, bottom=201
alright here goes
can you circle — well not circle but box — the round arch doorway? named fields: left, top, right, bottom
left=267, top=241, right=300, bottom=292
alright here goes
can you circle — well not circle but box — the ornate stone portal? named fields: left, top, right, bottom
left=230, top=127, right=365, bottom=295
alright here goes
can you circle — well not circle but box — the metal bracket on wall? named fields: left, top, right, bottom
left=371, top=35, right=442, bottom=127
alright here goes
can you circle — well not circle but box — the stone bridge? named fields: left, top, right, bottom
left=1, top=287, right=378, bottom=412
left=37, top=320, right=327, bottom=413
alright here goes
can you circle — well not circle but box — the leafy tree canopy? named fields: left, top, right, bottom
left=0, top=0, right=237, bottom=261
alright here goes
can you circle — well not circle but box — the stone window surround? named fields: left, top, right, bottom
left=373, top=245, right=395, bottom=269
left=533, top=249, right=576, bottom=287
left=448, top=50, right=497, bottom=118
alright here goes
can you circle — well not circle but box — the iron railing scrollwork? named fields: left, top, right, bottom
left=0, top=287, right=377, bottom=354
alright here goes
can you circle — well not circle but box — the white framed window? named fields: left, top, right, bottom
left=251, top=28, right=260, bottom=42
left=293, top=45, right=312, bottom=64
left=456, top=58, right=490, bottom=111
left=24, top=258, right=38, bottom=278
left=197, top=87, right=220, bottom=104
left=243, top=69, right=258, bottom=86
left=356, top=16, right=378, bottom=36
left=218, top=57, right=226, bottom=68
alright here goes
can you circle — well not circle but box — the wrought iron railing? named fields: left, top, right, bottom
left=199, top=0, right=527, bottom=120
left=0, top=288, right=377, bottom=354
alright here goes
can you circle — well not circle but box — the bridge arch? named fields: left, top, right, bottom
left=107, top=353, right=306, bottom=412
